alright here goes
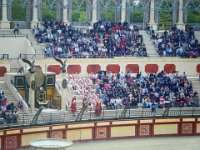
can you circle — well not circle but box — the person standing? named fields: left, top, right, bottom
left=71, top=96, right=76, bottom=115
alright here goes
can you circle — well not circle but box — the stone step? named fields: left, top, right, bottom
left=74, top=95, right=84, bottom=101
left=140, top=30, right=159, bottom=57
left=0, top=29, right=14, bottom=34
left=195, top=31, right=200, bottom=42
left=190, top=78, right=200, bottom=97
left=20, top=29, right=45, bottom=58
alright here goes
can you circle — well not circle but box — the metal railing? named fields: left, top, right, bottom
left=0, top=54, right=9, bottom=60
left=2, top=51, right=200, bottom=61
left=0, top=33, right=28, bottom=38
left=0, top=107, right=200, bottom=129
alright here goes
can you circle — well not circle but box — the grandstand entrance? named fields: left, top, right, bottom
left=12, top=72, right=61, bottom=110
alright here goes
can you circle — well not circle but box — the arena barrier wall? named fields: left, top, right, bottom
left=0, top=117, right=200, bottom=149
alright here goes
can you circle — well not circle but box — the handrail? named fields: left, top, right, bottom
left=4, top=74, right=30, bottom=113
left=2, top=53, right=200, bottom=61
left=0, top=34, right=28, bottom=38
left=0, top=54, right=9, bottom=60
left=0, top=106, right=200, bottom=129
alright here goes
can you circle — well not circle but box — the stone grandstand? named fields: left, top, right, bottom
left=1, top=1, right=200, bottom=149
left=1, top=25, right=200, bottom=91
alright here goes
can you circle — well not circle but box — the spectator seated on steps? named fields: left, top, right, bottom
left=13, top=24, right=20, bottom=35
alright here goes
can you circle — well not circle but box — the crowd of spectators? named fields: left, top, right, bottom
left=33, top=20, right=147, bottom=58
left=66, top=71, right=199, bottom=112
left=147, top=25, right=200, bottom=58
left=92, top=70, right=199, bottom=111
left=0, top=90, right=18, bottom=124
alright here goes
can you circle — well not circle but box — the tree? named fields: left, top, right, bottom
left=12, top=0, right=26, bottom=21
left=130, top=10, right=144, bottom=23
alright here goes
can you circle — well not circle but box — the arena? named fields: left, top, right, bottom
left=0, top=0, right=200, bottom=150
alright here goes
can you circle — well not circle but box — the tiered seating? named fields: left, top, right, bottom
left=66, top=70, right=199, bottom=113
left=0, top=90, right=19, bottom=124
left=33, top=20, right=147, bottom=58
left=96, top=71, right=199, bottom=111
left=147, top=25, right=200, bottom=57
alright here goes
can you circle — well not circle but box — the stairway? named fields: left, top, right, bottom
left=20, top=29, right=46, bottom=59
left=189, top=78, right=200, bottom=95
left=0, top=81, right=16, bottom=104
left=0, top=29, right=14, bottom=34
left=195, top=31, right=200, bottom=42
left=140, top=30, right=159, bottom=57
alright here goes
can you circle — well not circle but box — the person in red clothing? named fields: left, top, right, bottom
left=95, top=101, right=102, bottom=116
left=120, top=37, right=126, bottom=48
left=71, top=96, right=76, bottom=114
left=104, top=82, right=110, bottom=90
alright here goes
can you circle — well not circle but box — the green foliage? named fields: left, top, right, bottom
left=12, top=6, right=26, bottom=21
left=188, top=11, right=200, bottom=23
left=130, top=10, right=144, bottom=23
left=42, top=6, right=56, bottom=20
left=72, top=10, right=86, bottom=22
left=12, top=0, right=26, bottom=21
left=159, top=11, right=172, bottom=27
left=159, top=1, right=173, bottom=30
left=100, top=10, right=115, bottom=22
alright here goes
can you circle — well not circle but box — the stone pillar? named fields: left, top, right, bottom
left=0, top=0, right=10, bottom=29
left=30, top=0, right=39, bottom=29
left=91, top=0, right=98, bottom=24
left=56, top=0, right=62, bottom=21
left=126, top=0, right=130, bottom=23
left=68, top=0, right=72, bottom=22
left=86, top=1, right=92, bottom=23
left=172, top=0, right=178, bottom=25
left=148, top=0, right=158, bottom=30
left=63, top=0, right=70, bottom=24
left=177, top=0, right=185, bottom=30
left=121, top=0, right=126, bottom=22
left=29, top=74, right=35, bottom=112
left=38, top=0, right=43, bottom=21
left=26, top=0, right=32, bottom=22
left=61, top=74, right=68, bottom=110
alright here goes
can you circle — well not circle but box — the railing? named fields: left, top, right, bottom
left=2, top=52, right=200, bottom=62
left=0, top=107, right=200, bottom=129
left=0, top=33, right=28, bottom=38
left=10, top=21, right=30, bottom=29
left=4, top=74, right=30, bottom=113
left=19, top=53, right=36, bottom=60
left=188, top=23, right=200, bottom=31
left=31, top=53, right=200, bottom=59
left=0, top=54, right=9, bottom=60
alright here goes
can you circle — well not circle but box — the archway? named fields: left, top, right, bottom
left=99, top=0, right=117, bottom=22
left=8, top=0, right=30, bottom=28
left=40, top=0, right=61, bottom=21
left=127, top=0, right=150, bottom=29
left=158, top=0, right=173, bottom=30
left=71, top=0, right=90, bottom=25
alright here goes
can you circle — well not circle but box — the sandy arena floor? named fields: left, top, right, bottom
left=67, top=136, right=200, bottom=150
left=19, top=136, right=200, bottom=150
